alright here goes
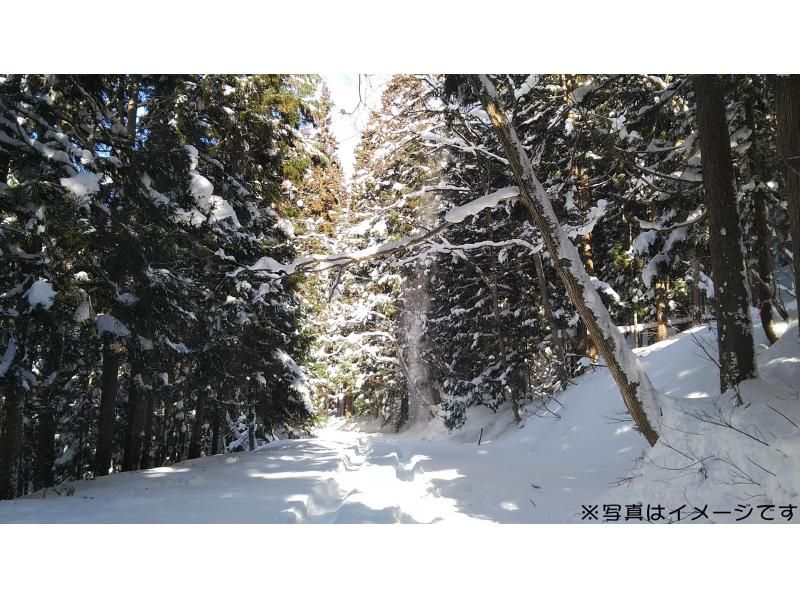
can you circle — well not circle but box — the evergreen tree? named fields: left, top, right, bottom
left=694, top=75, right=757, bottom=392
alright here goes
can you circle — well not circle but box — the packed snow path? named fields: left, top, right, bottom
left=0, top=424, right=625, bottom=523
left=0, top=319, right=795, bottom=523
left=0, top=416, right=648, bottom=524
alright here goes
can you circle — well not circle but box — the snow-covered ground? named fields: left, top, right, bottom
left=1, top=317, right=797, bottom=523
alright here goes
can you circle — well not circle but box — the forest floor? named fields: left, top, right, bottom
left=0, top=315, right=796, bottom=523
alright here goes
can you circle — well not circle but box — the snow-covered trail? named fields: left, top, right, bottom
left=0, top=417, right=641, bottom=524
left=0, top=422, right=599, bottom=524
left=0, top=318, right=792, bottom=523
left=0, top=432, right=448, bottom=523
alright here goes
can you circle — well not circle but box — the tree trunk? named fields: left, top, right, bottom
left=122, top=364, right=148, bottom=472
left=0, top=378, right=24, bottom=499
left=0, top=151, right=9, bottom=188
left=121, top=366, right=137, bottom=471
left=160, top=395, right=172, bottom=466
left=691, top=245, right=703, bottom=324
left=472, top=75, right=661, bottom=446
left=575, top=167, right=598, bottom=359
left=534, top=253, right=567, bottom=353
left=211, top=407, right=221, bottom=455
left=655, top=277, right=669, bottom=342
left=487, top=218, right=521, bottom=423
left=774, top=75, right=800, bottom=320
left=743, top=92, right=780, bottom=344
left=694, top=75, right=757, bottom=392
left=345, top=394, right=353, bottom=417
left=33, top=396, right=55, bottom=491
left=535, top=253, right=570, bottom=381
left=127, top=79, right=139, bottom=139
left=139, top=393, right=154, bottom=470
left=248, top=405, right=255, bottom=451
left=117, top=78, right=143, bottom=463
left=754, top=188, right=779, bottom=344
left=188, top=389, right=207, bottom=460
left=33, top=325, right=65, bottom=491
left=93, top=340, right=120, bottom=477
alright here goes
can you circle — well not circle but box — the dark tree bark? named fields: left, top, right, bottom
left=534, top=254, right=568, bottom=354
left=534, top=253, right=571, bottom=381
left=122, top=364, right=148, bottom=472
left=33, top=396, right=56, bottom=491
left=247, top=405, right=255, bottom=451
left=691, top=244, right=703, bottom=325
left=92, top=79, right=140, bottom=478
left=486, top=213, right=521, bottom=423
left=210, top=406, right=221, bottom=455
left=122, top=364, right=147, bottom=471
left=754, top=187, right=779, bottom=344
left=93, top=340, right=120, bottom=477
left=33, top=325, right=65, bottom=491
left=0, top=151, right=9, bottom=186
left=774, top=75, right=800, bottom=319
left=743, top=93, right=780, bottom=344
left=471, top=75, right=661, bottom=447
left=694, top=75, right=757, bottom=392
left=187, top=389, right=207, bottom=460
left=0, top=378, right=24, bottom=500
left=139, top=393, right=154, bottom=470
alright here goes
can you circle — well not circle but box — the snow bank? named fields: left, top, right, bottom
left=598, top=323, right=800, bottom=522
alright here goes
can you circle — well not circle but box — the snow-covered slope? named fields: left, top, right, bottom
left=0, top=319, right=796, bottom=523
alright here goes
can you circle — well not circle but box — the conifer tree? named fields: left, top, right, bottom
left=694, top=75, right=757, bottom=392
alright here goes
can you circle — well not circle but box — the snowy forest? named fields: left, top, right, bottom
left=0, top=73, right=799, bottom=523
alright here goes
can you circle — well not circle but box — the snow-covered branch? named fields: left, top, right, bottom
left=247, top=187, right=520, bottom=276
left=636, top=207, right=706, bottom=232
left=418, top=129, right=509, bottom=165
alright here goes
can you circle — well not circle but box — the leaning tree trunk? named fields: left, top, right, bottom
left=694, top=75, right=757, bottom=392
left=774, top=75, right=800, bottom=317
left=472, top=75, right=661, bottom=446
left=93, top=340, right=120, bottom=477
